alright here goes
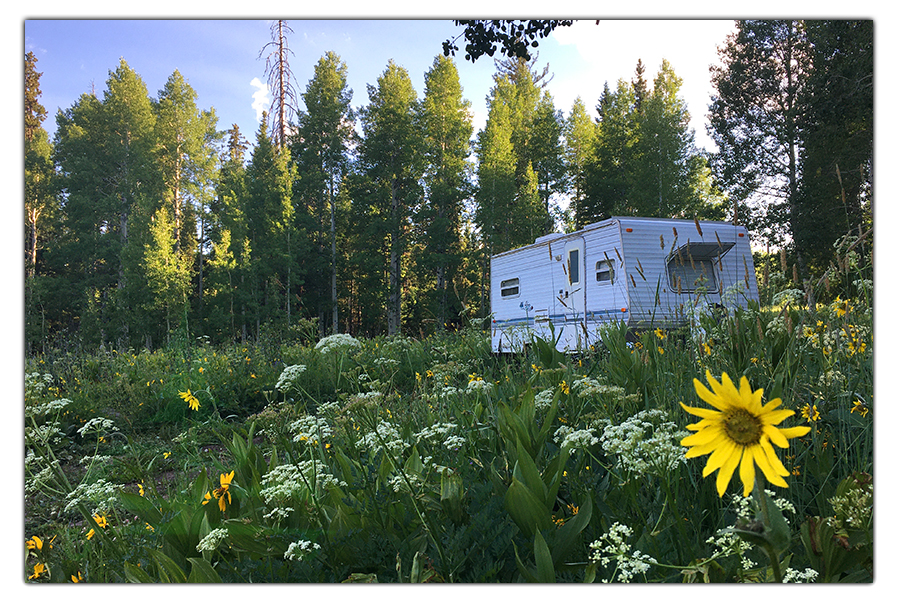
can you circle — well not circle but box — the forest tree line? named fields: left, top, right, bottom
left=23, top=20, right=873, bottom=353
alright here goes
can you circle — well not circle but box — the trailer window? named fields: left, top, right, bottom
left=568, top=250, right=580, bottom=284
left=668, top=259, right=717, bottom=293
left=500, top=278, right=520, bottom=298
left=595, top=259, right=615, bottom=284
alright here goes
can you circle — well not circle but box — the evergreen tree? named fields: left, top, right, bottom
left=245, top=116, right=295, bottom=337
left=475, top=78, right=518, bottom=254
left=530, top=90, right=567, bottom=227
left=708, top=20, right=812, bottom=249
left=632, top=59, right=702, bottom=218
left=564, top=97, right=597, bottom=229
left=24, top=52, right=47, bottom=143
left=24, top=52, right=59, bottom=351
left=796, top=20, right=873, bottom=274
left=416, top=55, right=473, bottom=330
left=294, top=51, right=355, bottom=334
left=208, top=124, right=252, bottom=340
left=582, top=60, right=726, bottom=224
left=152, top=69, right=221, bottom=327
left=583, top=79, right=635, bottom=221
left=53, top=59, right=157, bottom=347
left=358, top=61, right=424, bottom=335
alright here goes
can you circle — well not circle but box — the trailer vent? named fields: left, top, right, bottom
left=500, top=278, right=520, bottom=298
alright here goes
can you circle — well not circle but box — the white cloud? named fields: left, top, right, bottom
left=250, top=77, right=270, bottom=122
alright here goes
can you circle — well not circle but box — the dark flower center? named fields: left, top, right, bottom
left=723, top=408, right=763, bottom=445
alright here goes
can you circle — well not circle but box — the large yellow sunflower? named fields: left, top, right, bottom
left=680, top=371, right=810, bottom=497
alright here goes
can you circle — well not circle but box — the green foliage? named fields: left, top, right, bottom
left=581, top=60, right=726, bottom=225
left=25, top=290, right=874, bottom=582
left=442, top=20, right=574, bottom=63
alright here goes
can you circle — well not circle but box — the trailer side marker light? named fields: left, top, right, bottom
left=625, top=228, right=633, bottom=232
left=621, top=308, right=627, bottom=312
left=738, top=233, right=745, bottom=237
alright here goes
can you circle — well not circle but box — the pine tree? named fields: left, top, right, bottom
left=153, top=69, right=221, bottom=328
left=416, top=55, right=473, bottom=330
left=294, top=51, right=355, bottom=334
left=582, top=60, right=726, bottom=224
left=246, top=116, right=295, bottom=337
left=564, top=97, right=596, bottom=229
left=583, top=79, right=635, bottom=221
left=708, top=20, right=812, bottom=248
left=358, top=61, right=423, bottom=335
left=796, top=20, right=873, bottom=274
left=25, top=52, right=47, bottom=143
left=53, top=59, right=156, bottom=347
left=208, top=124, right=252, bottom=340
left=24, top=52, right=59, bottom=351
left=530, top=90, right=567, bottom=228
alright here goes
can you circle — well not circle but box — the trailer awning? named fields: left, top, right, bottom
left=670, top=241, right=736, bottom=261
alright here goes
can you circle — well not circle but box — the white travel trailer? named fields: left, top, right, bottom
left=489, top=216, right=759, bottom=353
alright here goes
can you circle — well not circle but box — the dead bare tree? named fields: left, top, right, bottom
left=258, top=20, right=300, bottom=149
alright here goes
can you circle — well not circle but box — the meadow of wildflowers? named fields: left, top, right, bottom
left=24, top=264, right=873, bottom=583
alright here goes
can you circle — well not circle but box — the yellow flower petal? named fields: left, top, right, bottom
left=716, top=446, right=742, bottom=496
left=762, top=425, right=790, bottom=449
left=679, top=402, right=722, bottom=420
left=703, top=439, right=736, bottom=476
left=777, top=425, right=811, bottom=440
left=751, top=443, right=789, bottom=487
left=682, top=426, right=725, bottom=447
left=739, top=447, right=756, bottom=496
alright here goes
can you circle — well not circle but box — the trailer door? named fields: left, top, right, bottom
left=558, top=237, right=586, bottom=349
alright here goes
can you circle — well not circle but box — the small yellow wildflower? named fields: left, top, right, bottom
left=138, top=483, right=145, bottom=496
left=163, top=451, right=172, bottom=459
left=560, top=380, right=570, bottom=395
left=29, top=562, right=48, bottom=580
left=833, top=296, right=850, bottom=317
left=203, top=470, right=235, bottom=512
left=178, top=389, right=201, bottom=412
left=654, top=327, right=666, bottom=340
left=851, top=400, right=870, bottom=417
left=26, top=535, right=53, bottom=551
left=86, top=514, right=108, bottom=540
left=71, top=571, right=84, bottom=583
left=800, top=404, right=820, bottom=422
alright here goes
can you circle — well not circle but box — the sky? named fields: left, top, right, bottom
left=23, top=18, right=737, bottom=154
